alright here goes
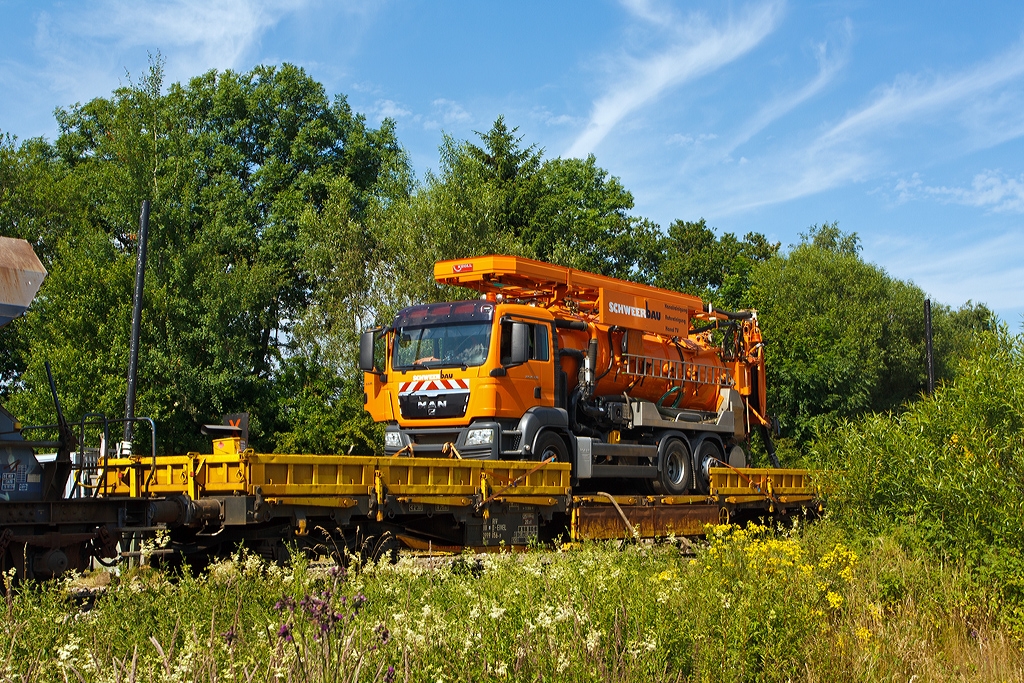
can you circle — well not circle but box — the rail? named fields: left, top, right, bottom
left=23, top=415, right=158, bottom=497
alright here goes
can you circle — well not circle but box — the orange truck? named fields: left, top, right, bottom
left=360, top=255, right=778, bottom=495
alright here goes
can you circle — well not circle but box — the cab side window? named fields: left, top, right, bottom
left=533, top=324, right=549, bottom=361
left=500, top=320, right=550, bottom=364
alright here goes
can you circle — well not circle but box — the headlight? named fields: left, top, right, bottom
left=465, top=428, right=494, bottom=446
left=384, top=431, right=403, bottom=448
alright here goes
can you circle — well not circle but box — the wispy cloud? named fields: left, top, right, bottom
left=711, top=38, right=1024, bottom=215
left=821, top=41, right=1024, bottom=144
left=529, top=107, right=577, bottom=127
left=424, top=98, right=471, bottom=129
left=81, top=0, right=308, bottom=68
left=876, top=228, right=1024, bottom=316
left=725, top=20, right=850, bottom=155
left=666, top=132, right=717, bottom=146
left=35, top=0, right=311, bottom=89
left=375, top=99, right=412, bottom=119
left=432, top=99, right=471, bottom=124
left=895, top=170, right=1024, bottom=213
left=565, top=1, right=783, bottom=158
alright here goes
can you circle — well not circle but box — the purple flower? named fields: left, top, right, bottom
left=274, top=596, right=296, bottom=613
left=374, top=624, right=391, bottom=645
left=384, top=665, right=396, bottom=683
left=222, top=628, right=237, bottom=646
left=278, top=623, right=293, bottom=642
left=301, top=591, right=343, bottom=634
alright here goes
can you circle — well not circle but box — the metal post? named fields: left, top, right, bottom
left=124, top=200, right=150, bottom=442
left=924, top=298, right=935, bottom=395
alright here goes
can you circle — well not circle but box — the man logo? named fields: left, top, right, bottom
left=418, top=399, right=448, bottom=416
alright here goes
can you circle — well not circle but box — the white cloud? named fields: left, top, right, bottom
left=724, top=20, right=850, bottom=155
left=822, top=40, right=1024, bottom=144
left=666, top=132, right=717, bottom=146
left=4, top=0, right=383, bottom=120
left=874, top=229, right=1024, bottom=318
left=565, top=1, right=783, bottom=158
left=375, top=99, right=412, bottom=119
left=39, top=0, right=311, bottom=84
left=431, top=98, right=471, bottom=125
left=893, top=172, right=923, bottom=203
left=895, top=170, right=1024, bottom=213
left=530, top=107, right=577, bottom=126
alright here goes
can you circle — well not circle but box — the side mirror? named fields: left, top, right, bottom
left=508, top=322, right=530, bottom=366
left=358, top=331, right=376, bottom=372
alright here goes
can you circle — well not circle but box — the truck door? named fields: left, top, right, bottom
left=498, top=317, right=554, bottom=415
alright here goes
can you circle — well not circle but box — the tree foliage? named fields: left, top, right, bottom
left=3, top=60, right=407, bottom=453
left=655, top=218, right=779, bottom=308
left=814, top=329, right=1024, bottom=628
left=746, top=223, right=995, bottom=444
left=0, top=66, right=999, bottom=458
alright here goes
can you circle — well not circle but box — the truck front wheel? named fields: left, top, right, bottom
left=657, top=439, right=692, bottom=495
left=533, top=431, right=567, bottom=462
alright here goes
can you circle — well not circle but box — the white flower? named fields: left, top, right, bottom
left=586, top=629, right=603, bottom=653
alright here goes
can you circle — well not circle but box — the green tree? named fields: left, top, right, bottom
left=534, top=156, right=662, bottom=282
left=746, top=223, right=994, bottom=445
left=655, top=218, right=779, bottom=306
left=6, top=60, right=408, bottom=454
left=306, top=116, right=667, bottom=356
left=426, top=117, right=663, bottom=282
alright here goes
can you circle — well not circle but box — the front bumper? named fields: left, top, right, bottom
left=384, top=422, right=523, bottom=460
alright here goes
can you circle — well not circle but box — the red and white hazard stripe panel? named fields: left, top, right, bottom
left=399, top=378, right=470, bottom=394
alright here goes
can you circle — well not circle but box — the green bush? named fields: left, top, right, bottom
left=813, top=330, right=1024, bottom=630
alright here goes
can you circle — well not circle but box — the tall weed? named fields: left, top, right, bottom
left=3, top=525, right=1018, bottom=682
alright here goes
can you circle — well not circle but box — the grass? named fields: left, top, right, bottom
left=1, top=519, right=1020, bottom=682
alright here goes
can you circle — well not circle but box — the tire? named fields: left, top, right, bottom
left=691, top=437, right=723, bottom=495
left=533, top=431, right=567, bottom=462
left=656, top=439, right=692, bottom=495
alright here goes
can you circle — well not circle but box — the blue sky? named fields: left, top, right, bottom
left=1, top=0, right=1022, bottom=323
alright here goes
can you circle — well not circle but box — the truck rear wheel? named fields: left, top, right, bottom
left=657, top=439, right=692, bottom=495
left=692, top=437, right=723, bottom=495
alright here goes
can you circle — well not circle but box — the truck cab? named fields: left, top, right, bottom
left=362, top=300, right=569, bottom=460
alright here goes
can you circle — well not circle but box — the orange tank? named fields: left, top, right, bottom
left=555, top=324, right=728, bottom=414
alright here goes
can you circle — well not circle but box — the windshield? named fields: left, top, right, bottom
left=393, top=322, right=492, bottom=370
